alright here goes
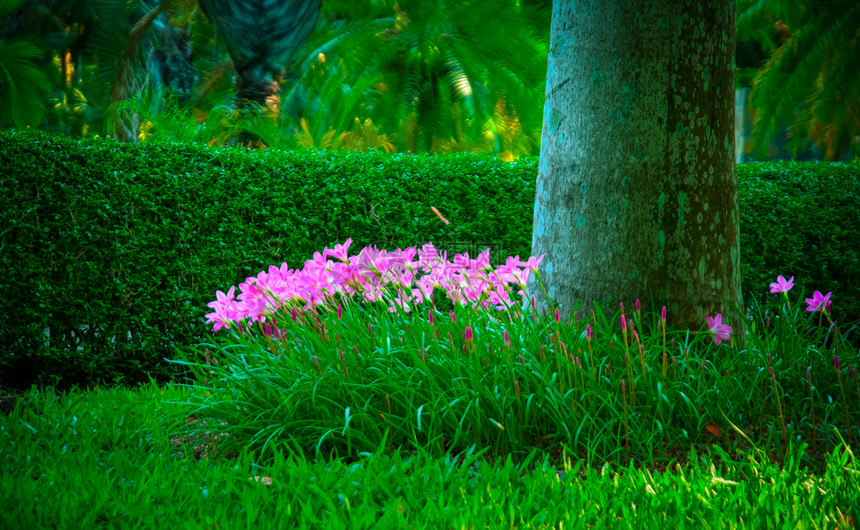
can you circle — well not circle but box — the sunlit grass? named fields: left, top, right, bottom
left=2, top=379, right=859, bottom=527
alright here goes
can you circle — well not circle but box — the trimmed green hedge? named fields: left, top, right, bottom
left=738, top=162, right=860, bottom=325
left=1, top=129, right=857, bottom=389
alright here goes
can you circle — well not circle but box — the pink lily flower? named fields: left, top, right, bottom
left=804, top=291, right=832, bottom=314
left=769, top=275, right=794, bottom=294
left=324, top=238, right=353, bottom=262
left=705, top=313, right=732, bottom=345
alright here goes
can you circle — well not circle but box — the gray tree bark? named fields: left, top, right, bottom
left=529, top=0, right=745, bottom=346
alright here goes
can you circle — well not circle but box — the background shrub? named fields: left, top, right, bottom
left=1, top=129, right=857, bottom=389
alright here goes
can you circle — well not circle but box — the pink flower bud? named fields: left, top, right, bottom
left=586, top=324, right=591, bottom=340
left=554, top=307, right=560, bottom=324
left=834, top=355, right=840, bottom=372
left=636, top=299, right=641, bottom=312
left=464, top=325, right=473, bottom=342
left=450, top=310, right=456, bottom=323
left=621, top=314, right=627, bottom=331
left=661, top=306, right=667, bottom=322
left=428, top=309, right=434, bottom=326
left=337, top=304, right=342, bottom=320
left=504, top=329, right=511, bottom=345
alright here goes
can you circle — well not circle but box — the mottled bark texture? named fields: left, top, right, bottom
left=529, top=0, right=745, bottom=346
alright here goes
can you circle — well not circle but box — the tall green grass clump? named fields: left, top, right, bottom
left=167, top=239, right=860, bottom=468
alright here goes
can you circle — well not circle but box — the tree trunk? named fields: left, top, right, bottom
left=529, top=0, right=745, bottom=347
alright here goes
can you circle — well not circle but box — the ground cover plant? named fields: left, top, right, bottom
left=2, top=239, right=859, bottom=527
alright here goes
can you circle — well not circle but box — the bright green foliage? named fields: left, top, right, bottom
left=287, top=0, right=549, bottom=156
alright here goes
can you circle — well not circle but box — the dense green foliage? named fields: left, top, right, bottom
left=1, top=129, right=858, bottom=388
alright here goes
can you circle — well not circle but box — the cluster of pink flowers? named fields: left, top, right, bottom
left=770, top=274, right=833, bottom=314
left=702, top=274, right=836, bottom=347
left=205, top=238, right=545, bottom=332
left=206, top=239, right=838, bottom=350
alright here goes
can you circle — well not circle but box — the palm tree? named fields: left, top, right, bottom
left=740, top=0, right=860, bottom=160
left=198, top=0, right=322, bottom=117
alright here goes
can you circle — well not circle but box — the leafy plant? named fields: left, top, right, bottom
left=0, top=0, right=51, bottom=129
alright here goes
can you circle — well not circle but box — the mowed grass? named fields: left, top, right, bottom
left=1, top=381, right=858, bottom=528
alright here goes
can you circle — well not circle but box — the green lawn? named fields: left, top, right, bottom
left=2, top=381, right=858, bottom=528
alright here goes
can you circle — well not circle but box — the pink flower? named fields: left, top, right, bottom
left=804, top=291, right=832, bottom=314
left=661, top=306, right=666, bottom=322
left=324, top=238, right=353, bottom=262
left=705, top=313, right=732, bottom=345
left=769, top=275, right=794, bottom=294
left=522, top=254, right=546, bottom=273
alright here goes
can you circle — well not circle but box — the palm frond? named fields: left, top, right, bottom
left=749, top=0, right=860, bottom=159
left=0, top=36, right=51, bottom=128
